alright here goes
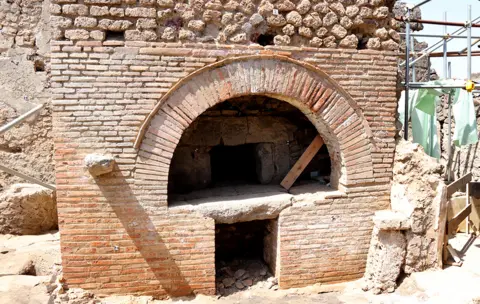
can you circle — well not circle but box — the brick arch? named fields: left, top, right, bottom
left=134, top=55, right=374, bottom=204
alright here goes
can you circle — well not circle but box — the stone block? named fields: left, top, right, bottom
left=169, top=146, right=211, bottom=193
left=0, top=184, right=57, bottom=235
left=84, top=153, right=115, bottom=176
left=255, top=143, right=275, bottom=184
left=363, top=227, right=406, bottom=294
left=373, top=210, right=410, bottom=230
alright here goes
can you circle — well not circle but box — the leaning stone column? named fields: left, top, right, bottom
left=362, top=210, right=410, bottom=294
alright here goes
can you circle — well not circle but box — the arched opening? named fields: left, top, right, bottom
left=167, top=95, right=333, bottom=295
left=133, top=56, right=376, bottom=294
left=168, top=95, right=332, bottom=202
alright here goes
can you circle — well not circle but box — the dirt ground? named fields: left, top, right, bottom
left=1, top=232, right=480, bottom=304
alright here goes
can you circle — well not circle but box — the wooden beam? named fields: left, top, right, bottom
left=448, top=204, right=472, bottom=235
left=447, top=172, right=472, bottom=198
left=280, top=135, right=324, bottom=190
left=446, top=245, right=462, bottom=264
left=0, top=164, right=56, bottom=190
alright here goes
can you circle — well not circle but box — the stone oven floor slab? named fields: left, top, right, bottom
left=169, top=182, right=345, bottom=223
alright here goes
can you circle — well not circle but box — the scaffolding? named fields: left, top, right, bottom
left=399, top=0, right=479, bottom=266
left=399, top=1, right=478, bottom=183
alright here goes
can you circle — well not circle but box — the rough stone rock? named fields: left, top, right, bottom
left=65, top=30, right=90, bottom=40
left=331, top=24, right=347, bottom=39
left=178, top=29, right=196, bottom=40
left=375, top=27, right=389, bottom=40
left=363, top=227, right=407, bottom=294
left=250, top=13, right=264, bottom=26
left=62, top=4, right=88, bottom=16
left=234, top=269, right=246, bottom=279
left=274, top=34, right=291, bottom=45
left=230, top=32, right=247, bottom=43
left=323, top=35, right=337, bottom=48
left=162, top=27, right=176, bottom=40
left=310, top=37, right=323, bottom=47
left=110, top=7, right=125, bottom=17
left=340, top=16, right=353, bottom=29
left=359, top=6, right=373, bottom=18
left=74, top=17, right=97, bottom=28
left=125, top=7, right=156, bottom=18
left=277, top=0, right=296, bottom=12
left=303, top=12, right=322, bottom=29
left=90, top=30, right=105, bottom=40
left=203, top=10, right=222, bottom=24
left=50, top=16, right=72, bottom=29
left=329, top=2, right=345, bottom=16
left=224, top=0, right=240, bottom=11
left=286, top=11, right=302, bottom=27
left=136, top=18, right=157, bottom=29
left=222, top=278, right=235, bottom=288
left=258, top=0, right=274, bottom=16
left=316, top=27, right=328, bottom=37
left=222, top=13, right=234, bottom=25
left=389, top=29, right=400, bottom=42
left=157, top=9, right=173, bottom=20
left=313, top=2, right=329, bottom=14
left=84, top=153, right=115, bottom=177
left=381, top=39, right=399, bottom=51
left=89, top=6, right=109, bottom=16
left=157, top=0, right=174, bottom=7
left=188, top=19, right=206, bottom=32
left=235, top=281, right=245, bottom=289
left=298, top=26, right=313, bottom=38
left=98, top=19, right=133, bottom=31
left=373, top=6, right=389, bottom=19
left=239, top=0, right=255, bottom=15
left=323, top=12, right=338, bottom=27
left=367, top=37, right=381, bottom=49
left=283, top=24, right=296, bottom=36
left=296, top=0, right=311, bottom=15
left=345, top=5, right=359, bottom=18
left=267, top=14, right=287, bottom=27
left=0, top=184, right=57, bottom=235
left=339, top=34, right=358, bottom=48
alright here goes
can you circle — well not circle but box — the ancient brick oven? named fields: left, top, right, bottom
left=51, top=0, right=399, bottom=298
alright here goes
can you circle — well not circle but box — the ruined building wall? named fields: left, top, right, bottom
left=0, top=0, right=54, bottom=191
left=437, top=93, right=480, bottom=181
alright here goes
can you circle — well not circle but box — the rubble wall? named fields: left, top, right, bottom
left=49, top=0, right=402, bottom=50
left=0, top=0, right=54, bottom=191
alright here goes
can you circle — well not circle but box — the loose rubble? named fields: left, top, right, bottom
left=216, top=259, right=277, bottom=296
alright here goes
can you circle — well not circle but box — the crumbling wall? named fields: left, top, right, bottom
left=437, top=94, right=480, bottom=181
left=364, top=140, right=447, bottom=293
left=0, top=0, right=54, bottom=191
left=392, top=140, right=445, bottom=273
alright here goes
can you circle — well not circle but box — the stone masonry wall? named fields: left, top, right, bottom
left=0, top=0, right=54, bottom=191
left=51, top=40, right=398, bottom=297
left=50, top=0, right=401, bottom=50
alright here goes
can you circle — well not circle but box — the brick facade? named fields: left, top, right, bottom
left=52, top=40, right=397, bottom=297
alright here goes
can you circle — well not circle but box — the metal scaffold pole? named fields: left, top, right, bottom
left=404, top=6, right=411, bottom=140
